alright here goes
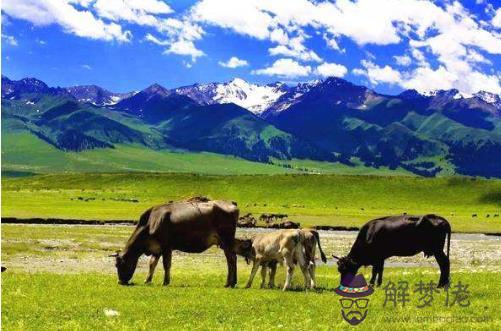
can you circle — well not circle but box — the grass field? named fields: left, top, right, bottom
left=2, top=224, right=500, bottom=330
left=2, top=133, right=412, bottom=175
left=2, top=173, right=501, bottom=233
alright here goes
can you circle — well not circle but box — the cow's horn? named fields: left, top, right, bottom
left=109, top=251, right=120, bottom=257
left=332, top=255, right=340, bottom=260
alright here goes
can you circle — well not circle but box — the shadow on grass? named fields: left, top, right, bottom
left=478, top=191, right=501, bottom=204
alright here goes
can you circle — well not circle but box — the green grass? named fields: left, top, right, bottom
left=3, top=270, right=500, bottom=330
left=2, top=173, right=501, bottom=233
left=2, top=132, right=408, bottom=176
left=2, top=224, right=500, bottom=330
left=1, top=132, right=298, bottom=175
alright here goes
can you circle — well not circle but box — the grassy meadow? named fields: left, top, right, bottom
left=1, top=133, right=411, bottom=176
left=2, top=224, right=500, bottom=330
left=2, top=172, right=501, bottom=233
left=2, top=168, right=500, bottom=329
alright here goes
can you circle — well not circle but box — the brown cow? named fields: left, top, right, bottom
left=112, top=197, right=239, bottom=287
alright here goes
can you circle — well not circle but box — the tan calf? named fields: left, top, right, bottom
left=236, top=229, right=312, bottom=291
left=258, top=229, right=327, bottom=289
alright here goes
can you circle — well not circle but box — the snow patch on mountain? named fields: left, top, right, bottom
left=176, top=78, right=287, bottom=114
left=474, top=91, right=500, bottom=107
left=212, top=78, right=286, bottom=114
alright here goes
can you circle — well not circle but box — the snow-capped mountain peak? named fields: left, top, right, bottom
left=474, top=91, right=500, bottom=105
left=213, top=78, right=287, bottom=114
left=175, top=78, right=288, bottom=114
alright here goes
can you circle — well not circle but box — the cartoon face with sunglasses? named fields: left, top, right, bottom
left=335, top=274, right=374, bottom=326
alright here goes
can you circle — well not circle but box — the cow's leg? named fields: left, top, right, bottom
left=245, top=259, right=261, bottom=289
left=369, top=265, right=377, bottom=287
left=376, top=260, right=384, bottom=287
left=218, top=225, right=238, bottom=288
left=260, top=264, right=268, bottom=289
left=295, top=247, right=312, bottom=290
left=309, top=261, right=316, bottom=289
left=434, top=251, right=450, bottom=288
left=162, top=248, right=172, bottom=286
left=145, top=255, right=160, bottom=284
left=268, top=261, right=277, bottom=288
left=283, top=254, right=295, bottom=291
left=223, top=247, right=237, bottom=288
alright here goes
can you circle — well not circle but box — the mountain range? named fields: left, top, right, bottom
left=2, top=75, right=500, bottom=177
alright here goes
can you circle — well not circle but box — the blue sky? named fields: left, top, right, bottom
left=2, top=0, right=500, bottom=95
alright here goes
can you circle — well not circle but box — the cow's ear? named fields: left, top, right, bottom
left=332, top=255, right=340, bottom=260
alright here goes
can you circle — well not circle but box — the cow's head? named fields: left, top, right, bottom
left=110, top=251, right=138, bottom=285
left=233, top=238, right=254, bottom=264
left=334, top=255, right=360, bottom=278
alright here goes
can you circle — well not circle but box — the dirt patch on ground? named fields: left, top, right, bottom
left=2, top=226, right=500, bottom=274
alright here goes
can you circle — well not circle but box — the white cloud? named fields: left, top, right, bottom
left=191, top=0, right=272, bottom=40
left=219, top=56, right=249, bottom=68
left=4, top=0, right=500, bottom=94
left=269, top=45, right=321, bottom=63
left=402, top=64, right=501, bottom=96
left=2, top=34, right=18, bottom=46
left=268, top=34, right=322, bottom=62
left=93, top=0, right=172, bottom=27
left=355, top=60, right=402, bottom=85
left=492, top=8, right=501, bottom=28
left=270, top=28, right=288, bottom=44
left=315, top=62, right=347, bottom=77
left=144, top=18, right=205, bottom=60
left=252, top=58, right=311, bottom=78
left=393, top=55, right=412, bottom=66
left=2, top=0, right=131, bottom=42
left=401, top=66, right=457, bottom=93
left=322, top=33, right=343, bottom=52
left=191, top=0, right=501, bottom=94
left=163, top=39, right=205, bottom=60
left=144, top=33, right=169, bottom=46
left=81, top=64, right=92, bottom=70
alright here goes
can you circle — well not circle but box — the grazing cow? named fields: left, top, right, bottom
left=111, top=197, right=239, bottom=287
left=234, top=229, right=315, bottom=291
left=260, top=229, right=328, bottom=289
left=334, top=214, right=451, bottom=288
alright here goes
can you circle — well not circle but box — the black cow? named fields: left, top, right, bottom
left=334, top=214, right=451, bottom=288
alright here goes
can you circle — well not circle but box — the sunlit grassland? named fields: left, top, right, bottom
left=2, top=224, right=500, bottom=331
left=3, top=269, right=500, bottom=331
left=2, top=173, right=501, bottom=233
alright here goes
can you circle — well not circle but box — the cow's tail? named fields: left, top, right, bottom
left=446, top=221, right=451, bottom=259
left=312, top=230, right=327, bottom=263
